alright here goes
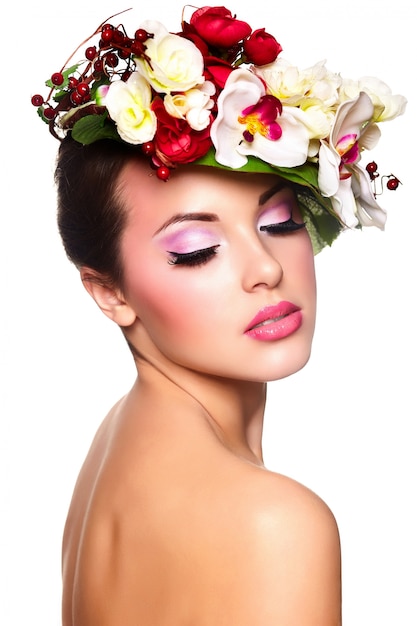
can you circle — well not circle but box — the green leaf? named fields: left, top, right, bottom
left=71, top=114, right=120, bottom=144
left=53, top=90, right=69, bottom=104
left=196, top=148, right=318, bottom=187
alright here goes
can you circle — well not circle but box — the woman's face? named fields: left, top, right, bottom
left=118, top=160, right=316, bottom=382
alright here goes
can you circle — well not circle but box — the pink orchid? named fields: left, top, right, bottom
left=239, top=95, right=283, bottom=143
left=210, top=69, right=310, bottom=169
left=318, top=92, right=386, bottom=228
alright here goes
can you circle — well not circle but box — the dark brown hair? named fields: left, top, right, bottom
left=55, top=136, right=142, bottom=288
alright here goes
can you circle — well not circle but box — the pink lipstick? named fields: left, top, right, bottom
left=244, top=301, right=302, bottom=341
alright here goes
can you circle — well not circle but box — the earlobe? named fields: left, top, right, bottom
left=80, top=268, right=137, bottom=327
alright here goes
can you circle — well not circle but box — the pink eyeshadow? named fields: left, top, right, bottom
left=160, top=228, right=219, bottom=254
left=258, top=203, right=292, bottom=227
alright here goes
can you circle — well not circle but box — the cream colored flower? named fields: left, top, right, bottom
left=339, top=76, right=407, bottom=122
left=164, top=82, right=215, bottom=131
left=135, top=20, right=205, bottom=94
left=103, top=72, right=156, bottom=144
left=255, top=59, right=340, bottom=103
left=254, top=59, right=341, bottom=140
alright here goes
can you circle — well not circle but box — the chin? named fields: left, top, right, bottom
left=252, top=341, right=313, bottom=383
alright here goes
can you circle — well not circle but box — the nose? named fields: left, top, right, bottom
left=240, top=235, right=283, bottom=292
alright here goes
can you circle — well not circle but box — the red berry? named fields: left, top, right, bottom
left=85, top=46, right=97, bottom=61
left=101, top=24, right=114, bottom=43
left=76, top=82, right=90, bottom=97
left=131, top=40, right=145, bottom=55
left=387, top=177, right=400, bottom=190
left=31, top=94, right=44, bottom=107
left=51, top=72, right=64, bottom=86
left=105, top=52, right=119, bottom=68
left=366, top=161, right=378, bottom=174
left=156, top=165, right=171, bottom=181
left=93, top=59, right=104, bottom=73
left=43, top=107, right=56, bottom=120
left=135, top=28, right=149, bottom=42
left=113, top=29, right=125, bottom=44
left=68, top=77, right=78, bottom=89
left=118, top=47, right=131, bottom=60
left=100, top=32, right=113, bottom=44
left=142, top=141, right=155, bottom=156
left=70, top=91, right=84, bottom=106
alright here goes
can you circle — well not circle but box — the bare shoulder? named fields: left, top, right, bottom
left=224, top=466, right=342, bottom=626
left=247, top=467, right=340, bottom=542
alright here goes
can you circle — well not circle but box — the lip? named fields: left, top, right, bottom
left=244, top=301, right=302, bottom=341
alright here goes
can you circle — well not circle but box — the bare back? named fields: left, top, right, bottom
left=62, top=380, right=341, bottom=626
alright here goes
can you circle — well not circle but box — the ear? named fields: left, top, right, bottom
left=80, top=267, right=137, bottom=328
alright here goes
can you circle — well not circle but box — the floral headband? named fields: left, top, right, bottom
left=32, top=5, right=407, bottom=252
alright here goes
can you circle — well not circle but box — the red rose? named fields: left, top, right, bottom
left=152, top=99, right=212, bottom=165
left=243, top=28, right=282, bottom=65
left=190, top=6, right=251, bottom=48
left=204, top=56, right=234, bottom=89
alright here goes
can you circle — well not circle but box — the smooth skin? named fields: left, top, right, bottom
left=62, top=163, right=342, bottom=626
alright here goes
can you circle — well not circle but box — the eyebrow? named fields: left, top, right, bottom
left=154, top=212, right=220, bottom=236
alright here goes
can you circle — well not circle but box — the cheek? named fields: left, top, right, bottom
left=297, top=239, right=316, bottom=288
left=124, top=260, right=219, bottom=338
left=281, top=233, right=316, bottom=299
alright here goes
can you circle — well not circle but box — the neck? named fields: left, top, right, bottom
left=131, top=352, right=267, bottom=465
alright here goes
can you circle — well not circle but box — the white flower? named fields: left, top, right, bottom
left=102, top=72, right=157, bottom=144
left=339, top=76, right=407, bottom=122
left=210, top=68, right=310, bottom=169
left=318, top=92, right=386, bottom=228
left=253, top=59, right=341, bottom=143
left=164, top=81, right=215, bottom=131
left=254, top=58, right=341, bottom=136
left=135, top=20, right=205, bottom=94
left=303, top=62, right=341, bottom=107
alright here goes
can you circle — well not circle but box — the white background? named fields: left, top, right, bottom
left=1, top=1, right=415, bottom=624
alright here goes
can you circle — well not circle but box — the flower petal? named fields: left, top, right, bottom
left=331, top=92, right=374, bottom=149
left=318, top=142, right=341, bottom=196
left=238, top=107, right=309, bottom=167
left=329, top=177, right=359, bottom=228
left=350, top=164, right=387, bottom=229
left=359, top=122, right=381, bottom=151
left=210, top=69, right=268, bottom=168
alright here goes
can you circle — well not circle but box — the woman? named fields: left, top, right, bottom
left=32, top=5, right=406, bottom=624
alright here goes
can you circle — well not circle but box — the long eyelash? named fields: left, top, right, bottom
left=167, top=245, right=220, bottom=267
left=260, top=219, right=306, bottom=234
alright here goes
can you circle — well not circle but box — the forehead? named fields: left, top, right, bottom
left=118, top=160, right=289, bottom=228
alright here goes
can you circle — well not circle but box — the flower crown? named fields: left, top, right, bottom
left=32, top=5, right=407, bottom=252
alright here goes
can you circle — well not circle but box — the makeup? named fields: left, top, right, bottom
left=258, top=201, right=292, bottom=229
left=161, top=227, right=219, bottom=255
left=244, top=301, right=302, bottom=341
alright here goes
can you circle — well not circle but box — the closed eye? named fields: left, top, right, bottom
left=260, top=219, right=305, bottom=234
left=167, top=245, right=220, bottom=267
